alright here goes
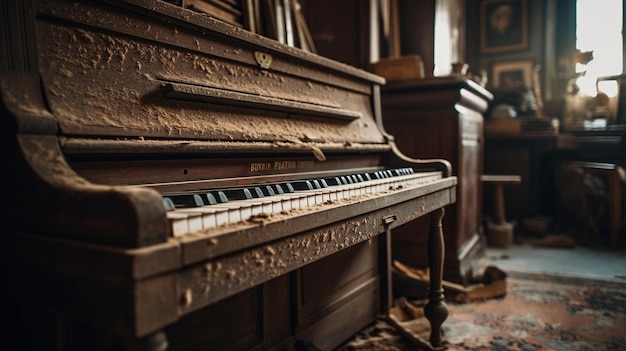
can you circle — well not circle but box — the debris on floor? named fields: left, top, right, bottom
left=392, top=260, right=508, bottom=303
left=527, top=234, right=577, bottom=248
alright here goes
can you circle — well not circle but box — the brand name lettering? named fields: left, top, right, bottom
left=250, top=160, right=315, bottom=173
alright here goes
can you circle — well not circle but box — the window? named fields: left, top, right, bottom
left=575, top=0, right=623, bottom=97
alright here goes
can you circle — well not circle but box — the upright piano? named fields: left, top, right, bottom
left=0, top=1, right=457, bottom=350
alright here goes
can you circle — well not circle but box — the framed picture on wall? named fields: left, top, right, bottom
left=480, top=0, right=528, bottom=54
left=492, top=60, right=534, bottom=89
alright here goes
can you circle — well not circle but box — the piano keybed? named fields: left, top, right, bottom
left=165, top=168, right=442, bottom=236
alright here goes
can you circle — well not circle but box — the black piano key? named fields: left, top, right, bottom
left=251, top=187, right=265, bottom=198
left=340, top=176, right=349, bottom=184
left=311, top=180, right=322, bottom=189
left=222, top=188, right=253, bottom=200
left=211, top=191, right=229, bottom=203
left=362, top=173, right=372, bottom=181
left=163, top=197, right=175, bottom=211
left=200, top=192, right=218, bottom=205
left=291, top=180, right=314, bottom=191
left=325, top=177, right=342, bottom=186
left=281, top=183, right=295, bottom=193
left=356, top=174, right=365, bottom=182
left=319, top=179, right=329, bottom=188
left=260, top=185, right=275, bottom=196
left=272, top=184, right=285, bottom=194
left=171, top=194, right=205, bottom=207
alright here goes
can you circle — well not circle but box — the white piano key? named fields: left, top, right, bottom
left=214, top=209, right=230, bottom=226
left=271, top=198, right=282, bottom=213
left=301, top=190, right=324, bottom=206
left=167, top=212, right=190, bottom=237
left=260, top=200, right=273, bottom=214
left=226, top=207, right=241, bottom=223
left=281, top=197, right=292, bottom=210
left=250, top=202, right=264, bottom=216
left=187, top=213, right=203, bottom=232
left=280, top=192, right=305, bottom=209
left=177, top=206, right=219, bottom=228
left=225, top=197, right=270, bottom=217
left=173, top=207, right=221, bottom=231
left=299, top=195, right=309, bottom=208
left=328, top=189, right=338, bottom=201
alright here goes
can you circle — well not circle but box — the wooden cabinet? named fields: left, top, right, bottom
left=381, top=78, right=492, bottom=285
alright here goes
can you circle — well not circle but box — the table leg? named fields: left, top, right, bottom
left=423, top=208, right=448, bottom=348
left=126, top=331, right=168, bottom=351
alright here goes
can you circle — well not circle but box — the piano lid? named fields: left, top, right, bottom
left=22, top=0, right=387, bottom=147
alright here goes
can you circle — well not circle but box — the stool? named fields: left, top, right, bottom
left=482, top=174, right=522, bottom=247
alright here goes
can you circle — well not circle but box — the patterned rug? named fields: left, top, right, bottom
left=340, top=271, right=626, bottom=351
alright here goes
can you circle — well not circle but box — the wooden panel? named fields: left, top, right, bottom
left=295, top=240, right=382, bottom=350
left=297, top=239, right=380, bottom=321
left=296, top=278, right=380, bottom=350
left=165, top=286, right=264, bottom=351
left=458, top=112, right=483, bottom=250
left=34, top=0, right=386, bottom=144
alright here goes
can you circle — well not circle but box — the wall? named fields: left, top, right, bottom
left=465, top=0, right=577, bottom=117
left=303, top=0, right=585, bottom=117
left=301, top=0, right=375, bottom=70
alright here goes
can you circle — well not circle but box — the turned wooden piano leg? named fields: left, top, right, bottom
left=126, top=331, right=168, bottom=351
left=423, top=208, right=448, bottom=348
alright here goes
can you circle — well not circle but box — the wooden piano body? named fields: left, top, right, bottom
left=0, top=1, right=456, bottom=350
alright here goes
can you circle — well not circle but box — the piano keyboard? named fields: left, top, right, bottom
left=163, top=168, right=440, bottom=237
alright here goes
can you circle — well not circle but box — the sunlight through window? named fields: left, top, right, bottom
left=576, top=0, right=623, bottom=97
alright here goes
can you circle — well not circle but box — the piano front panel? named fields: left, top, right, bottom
left=35, top=0, right=387, bottom=144
left=165, top=284, right=266, bottom=351
left=165, top=240, right=381, bottom=351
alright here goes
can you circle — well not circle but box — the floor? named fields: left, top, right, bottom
left=485, top=241, right=626, bottom=280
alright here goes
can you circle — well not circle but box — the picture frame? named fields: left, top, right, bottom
left=492, top=60, right=534, bottom=89
left=480, top=0, right=528, bottom=54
